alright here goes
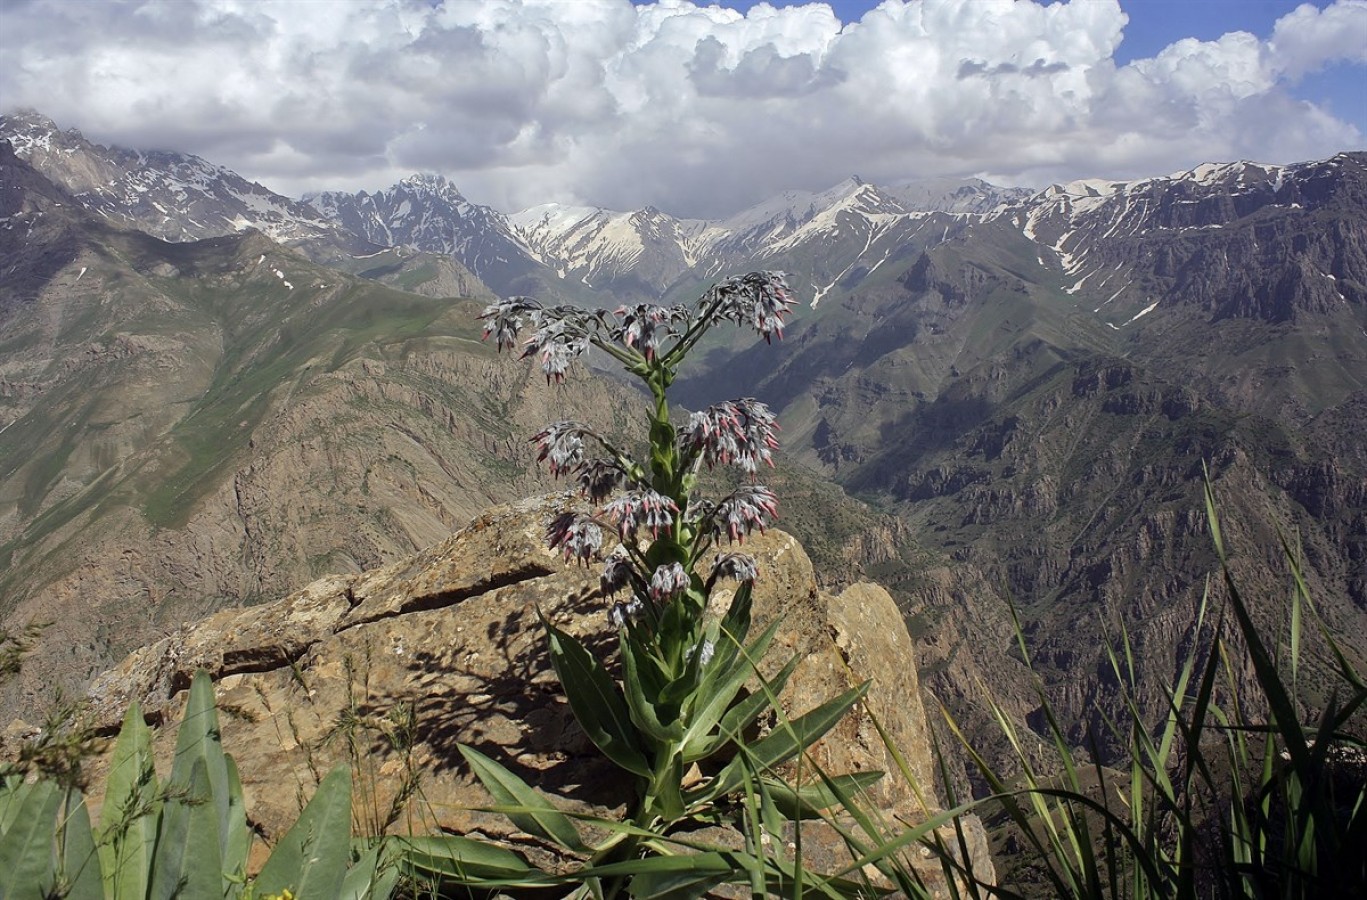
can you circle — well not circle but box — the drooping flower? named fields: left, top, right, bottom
left=709, top=552, right=758, bottom=584
left=648, top=562, right=689, bottom=603
left=612, top=304, right=679, bottom=360
left=546, top=512, right=602, bottom=564
left=576, top=457, right=624, bottom=505
left=532, top=422, right=588, bottom=477
left=682, top=398, right=780, bottom=473
left=604, top=489, right=678, bottom=539
left=480, top=297, right=538, bottom=351
left=711, top=485, right=778, bottom=543
left=608, top=596, right=644, bottom=628
left=521, top=318, right=590, bottom=384
left=600, top=549, right=633, bottom=596
left=712, top=272, right=797, bottom=343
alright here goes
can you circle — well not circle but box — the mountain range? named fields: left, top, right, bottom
left=2, top=110, right=1364, bottom=785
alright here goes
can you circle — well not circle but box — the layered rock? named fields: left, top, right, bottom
left=76, top=496, right=992, bottom=892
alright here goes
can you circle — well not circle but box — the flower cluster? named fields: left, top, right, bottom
left=648, top=562, right=689, bottom=602
left=615, top=304, right=685, bottom=361
left=604, top=489, right=678, bottom=540
left=481, top=272, right=796, bottom=385
left=546, top=512, right=603, bottom=564
left=709, top=552, right=759, bottom=586
left=480, top=297, right=536, bottom=352
left=710, top=271, right=797, bottom=343
left=683, top=399, right=779, bottom=474
left=711, top=485, right=778, bottom=543
left=576, top=458, right=624, bottom=505
left=532, top=422, right=587, bottom=476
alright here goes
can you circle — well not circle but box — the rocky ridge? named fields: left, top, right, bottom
left=70, top=497, right=993, bottom=891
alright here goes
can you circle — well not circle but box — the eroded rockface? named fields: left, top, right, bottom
left=61, top=497, right=992, bottom=892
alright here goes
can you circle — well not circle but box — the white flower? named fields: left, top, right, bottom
left=546, top=512, right=602, bottom=564
left=648, top=562, right=689, bottom=602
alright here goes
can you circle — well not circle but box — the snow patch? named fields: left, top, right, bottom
left=1124, top=301, right=1160, bottom=325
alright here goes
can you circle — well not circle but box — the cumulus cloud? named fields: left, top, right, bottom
left=1, top=0, right=1363, bottom=217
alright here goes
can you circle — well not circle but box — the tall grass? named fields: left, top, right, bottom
left=931, top=477, right=1366, bottom=898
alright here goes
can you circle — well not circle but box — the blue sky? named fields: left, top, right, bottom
left=4, top=0, right=1364, bottom=216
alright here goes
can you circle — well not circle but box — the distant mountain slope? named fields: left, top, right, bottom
left=0, top=149, right=637, bottom=720
left=0, top=112, right=495, bottom=299
left=0, top=110, right=342, bottom=246
left=677, top=151, right=1367, bottom=772
left=306, top=175, right=566, bottom=299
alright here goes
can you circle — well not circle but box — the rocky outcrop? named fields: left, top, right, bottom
left=72, top=496, right=992, bottom=892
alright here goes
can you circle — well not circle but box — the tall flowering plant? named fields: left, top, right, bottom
left=408, top=274, right=880, bottom=896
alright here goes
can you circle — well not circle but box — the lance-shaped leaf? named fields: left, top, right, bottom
left=542, top=617, right=651, bottom=777
left=340, top=839, right=402, bottom=900
left=0, top=780, right=61, bottom=900
left=695, top=681, right=869, bottom=803
left=681, top=618, right=785, bottom=761
left=622, top=639, right=685, bottom=744
left=165, top=670, right=246, bottom=892
left=57, top=789, right=103, bottom=900
left=0, top=775, right=31, bottom=837
left=458, top=745, right=586, bottom=852
left=761, top=771, right=886, bottom=819
left=254, top=763, right=353, bottom=900
left=396, top=835, right=547, bottom=884
left=98, top=701, right=160, bottom=900
left=149, top=758, right=222, bottom=900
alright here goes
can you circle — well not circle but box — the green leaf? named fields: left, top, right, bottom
left=98, top=702, right=159, bottom=900
left=0, top=775, right=31, bottom=838
left=149, top=758, right=222, bottom=900
left=681, top=619, right=787, bottom=762
left=622, top=639, right=685, bottom=744
left=579, top=850, right=738, bottom=881
left=57, top=788, right=103, bottom=900
left=542, top=617, right=651, bottom=777
left=625, top=853, right=738, bottom=899
left=396, top=834, right=547, bottom=884
left=458, top=745, right=586, bottom=852
left=254, top=764, right=353, bottom=900
left=339, top=840, right=401, bottom=900
left=685, top=652, right=800, bottom=765
left=221, top=755, right=250, bottom=884
left=166, top=669, right=243, bottom=895
left=0, top=779, right=61, bottom=900
left=701, top=682, right=869, bottom=802
left=762, top=772, right=886, bottom=819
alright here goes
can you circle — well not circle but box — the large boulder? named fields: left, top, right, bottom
left=77, top=495, right=993, bottom=889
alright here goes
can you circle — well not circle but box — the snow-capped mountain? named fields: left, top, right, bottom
left=305, top=175, right=553, bottom=297
left=885, top=177, right=1033, bottom=214
left=511, top=204, right=719, bottom=295
left=4, top=108, right=1358, bottom=323
left=507, top=176, right=1030, bottom=305
left=995, top=154, right=1366, bottom=324
left=0, top=110, right=353, bottom=249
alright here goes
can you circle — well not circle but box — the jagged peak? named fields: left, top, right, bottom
left=0, top=108, right=61, bottom=132
left=398, top=172, right=464, bottom=197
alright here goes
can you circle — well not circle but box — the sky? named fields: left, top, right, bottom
left=1, top=0, right=1364, bottom=219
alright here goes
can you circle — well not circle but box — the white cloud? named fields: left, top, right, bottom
left=2, top=0, right=1362, bottom=217
left=1270, top=0, right=1367, bottom=78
